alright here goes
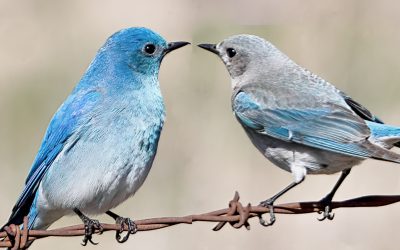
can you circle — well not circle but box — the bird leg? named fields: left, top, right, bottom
left=318, top=169, right=351, bottom=221
left=73, top=208, right=103, bottom=246
left=106, top=210, right=137, bottom=243
left=259, top=179, right=304, bottom=226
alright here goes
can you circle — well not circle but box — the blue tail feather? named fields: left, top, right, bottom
left=366, top=121, right=400, bottom=147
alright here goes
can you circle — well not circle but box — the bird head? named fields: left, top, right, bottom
left=198, top=35, right=288, bottom=86
left=98, top=27, right=189, bottom=75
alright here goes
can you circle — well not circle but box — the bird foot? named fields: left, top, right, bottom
left=258, top=199, right=276, bottom=227
left=317, top=197, right=335, bottom=221
left=114, top=217, right=137, bottom=243
left=81, top=216, right=103, bottom=246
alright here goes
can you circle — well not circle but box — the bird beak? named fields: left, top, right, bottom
left=164, top=41, right=190, bottom=55
left=197, top=43, right=219, bottom=55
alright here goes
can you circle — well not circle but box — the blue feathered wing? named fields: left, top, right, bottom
left=233, top=89, right=398, bottom=160
left=2, top=90, right=101, bottom=228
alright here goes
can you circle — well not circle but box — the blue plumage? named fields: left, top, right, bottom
left=233, top=91, right=372, bottom=158
left=367, top=121, right=400, bottom=139
left=366, top=121, right=400, bottom=148
left=2, top=27, right=189, bottom=243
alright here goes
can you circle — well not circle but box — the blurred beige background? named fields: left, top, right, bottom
left=1, top=0, right=400, bottom=249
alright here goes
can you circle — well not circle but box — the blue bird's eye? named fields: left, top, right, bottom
left=226, top=48, right=236, bottom=58
left=144, top=44, right=156, bottom=55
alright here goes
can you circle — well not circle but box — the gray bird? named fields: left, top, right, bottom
left=198, top=35, right=400, bottom=225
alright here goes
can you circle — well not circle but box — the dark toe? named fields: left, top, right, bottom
left=115, top=217, right=137, bottom=243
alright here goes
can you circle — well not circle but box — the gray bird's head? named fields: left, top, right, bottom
left=198, top=35, right=290, bottom=87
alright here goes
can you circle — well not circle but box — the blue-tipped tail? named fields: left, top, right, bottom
left=366, top=121, right=400, bottom=149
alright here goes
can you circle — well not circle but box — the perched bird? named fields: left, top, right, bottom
left=198, top=35, right=400, bottom=225
left=1, top=27, right=189, bottom=245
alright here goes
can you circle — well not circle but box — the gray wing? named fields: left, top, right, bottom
left=233, top=85, right=400, bottom=162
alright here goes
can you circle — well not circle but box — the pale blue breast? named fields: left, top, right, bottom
left=39, top=84, right=165, bottom=214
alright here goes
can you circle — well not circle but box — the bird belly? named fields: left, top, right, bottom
left=264, top=145, right=362, bottom=175
left=37, top=121, right=162, bottom=217
left=245, top=129, right=363, bottom=175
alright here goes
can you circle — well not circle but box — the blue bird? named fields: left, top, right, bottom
left=198, top=35, right=400, bottom=225
left=1, top=27, right=189, bottom=245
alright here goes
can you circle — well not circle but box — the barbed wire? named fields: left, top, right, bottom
left=1, top=192, right=400, bottom=249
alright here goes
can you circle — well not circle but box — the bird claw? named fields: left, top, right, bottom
left=317, top=196, right=335, bottom=221
left=259, top=199, right=276, bottom=227
left=115, top=217, right=137, bottom=243
left=81, top=218, right=103, bottom=246
left=317, top=206, right=335, bottom=221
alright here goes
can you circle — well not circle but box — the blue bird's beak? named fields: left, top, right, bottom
left=164, top=41, right=190, bottom=55
left=197, top=43, right=219, bottom=55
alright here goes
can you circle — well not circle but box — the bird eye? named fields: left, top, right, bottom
left=144, top=44, right=156, bottom=55
left=226, top=48, right=236, bottom=58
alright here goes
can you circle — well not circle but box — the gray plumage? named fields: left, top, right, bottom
left=198, top=35, right=400, bottom=222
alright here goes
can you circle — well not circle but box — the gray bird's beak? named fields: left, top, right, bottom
left=197, top=43, right=219, bottom=55
left=164, top=41, right=190, bottom=54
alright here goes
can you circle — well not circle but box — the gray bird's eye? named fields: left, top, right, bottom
left=144, top=44, right=156, bottom=55
left=226, top=48, right=236, bottom=58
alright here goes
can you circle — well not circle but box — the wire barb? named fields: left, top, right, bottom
left=1, top=192, right=400, bottom=248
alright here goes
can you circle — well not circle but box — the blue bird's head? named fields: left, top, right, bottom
left=96, top=27, right=189, bottom=76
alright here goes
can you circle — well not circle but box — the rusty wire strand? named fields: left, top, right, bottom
left=1, top=192, right=400, bottom=248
